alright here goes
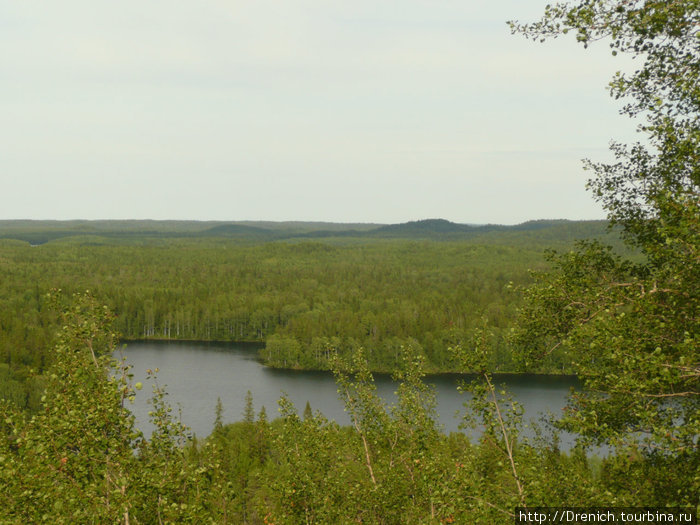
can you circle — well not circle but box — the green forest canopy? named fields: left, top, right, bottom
left=1, top=0, right=698, bottom=517
left=0, top=219, right=623, bottom=407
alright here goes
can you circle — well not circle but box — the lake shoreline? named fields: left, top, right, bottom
left=117, top=340, right=585, bottom=446
left=119, top=337, right=579, bottom=380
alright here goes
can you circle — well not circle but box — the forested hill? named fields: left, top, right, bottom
left=0, top=217, right=632, bottom=412
left=0, top=218, right=615, bottom=245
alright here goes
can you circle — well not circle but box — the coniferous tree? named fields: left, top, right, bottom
left=243, top=390, right=255, bottom=425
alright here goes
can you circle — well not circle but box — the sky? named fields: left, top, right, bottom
left=0, top=1, right=640, bottom=225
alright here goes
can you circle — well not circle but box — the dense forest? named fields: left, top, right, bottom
left=1, top=0, right=698, bottom=521
left=0, top=290, right=696, bottom=523
left=0, top=219, right=624, bottom=410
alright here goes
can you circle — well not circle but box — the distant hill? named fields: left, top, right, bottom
left=0, top=218, right=618, bottom=248
left=232, top=221, right=381, bottom=234
left=371, top=218, right=477, bottom=235
left=203, top=224, right=274, bottom=236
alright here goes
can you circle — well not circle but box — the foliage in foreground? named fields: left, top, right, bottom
left=511, top=0, right=699, bottom=465
left=0, top=0, right=697, bottom=521
left=0, top=293, right=696, bottom=524
left=0, top=293, right=215, bottom=524
left=508, top=0, right=699, bottom=510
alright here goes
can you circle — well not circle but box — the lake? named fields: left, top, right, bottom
left=116, top=340, right=582, bottom=446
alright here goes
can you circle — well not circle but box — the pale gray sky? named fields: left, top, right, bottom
left=1, top=0, right=638, bottom=224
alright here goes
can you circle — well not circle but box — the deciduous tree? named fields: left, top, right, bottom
left=511, top=0, right=699, bottom=505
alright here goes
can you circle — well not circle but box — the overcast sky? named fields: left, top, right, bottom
left=1, top=1, right=639, bottom=224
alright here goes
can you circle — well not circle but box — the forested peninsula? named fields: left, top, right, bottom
left=0, top=218, right=621, bottom=409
